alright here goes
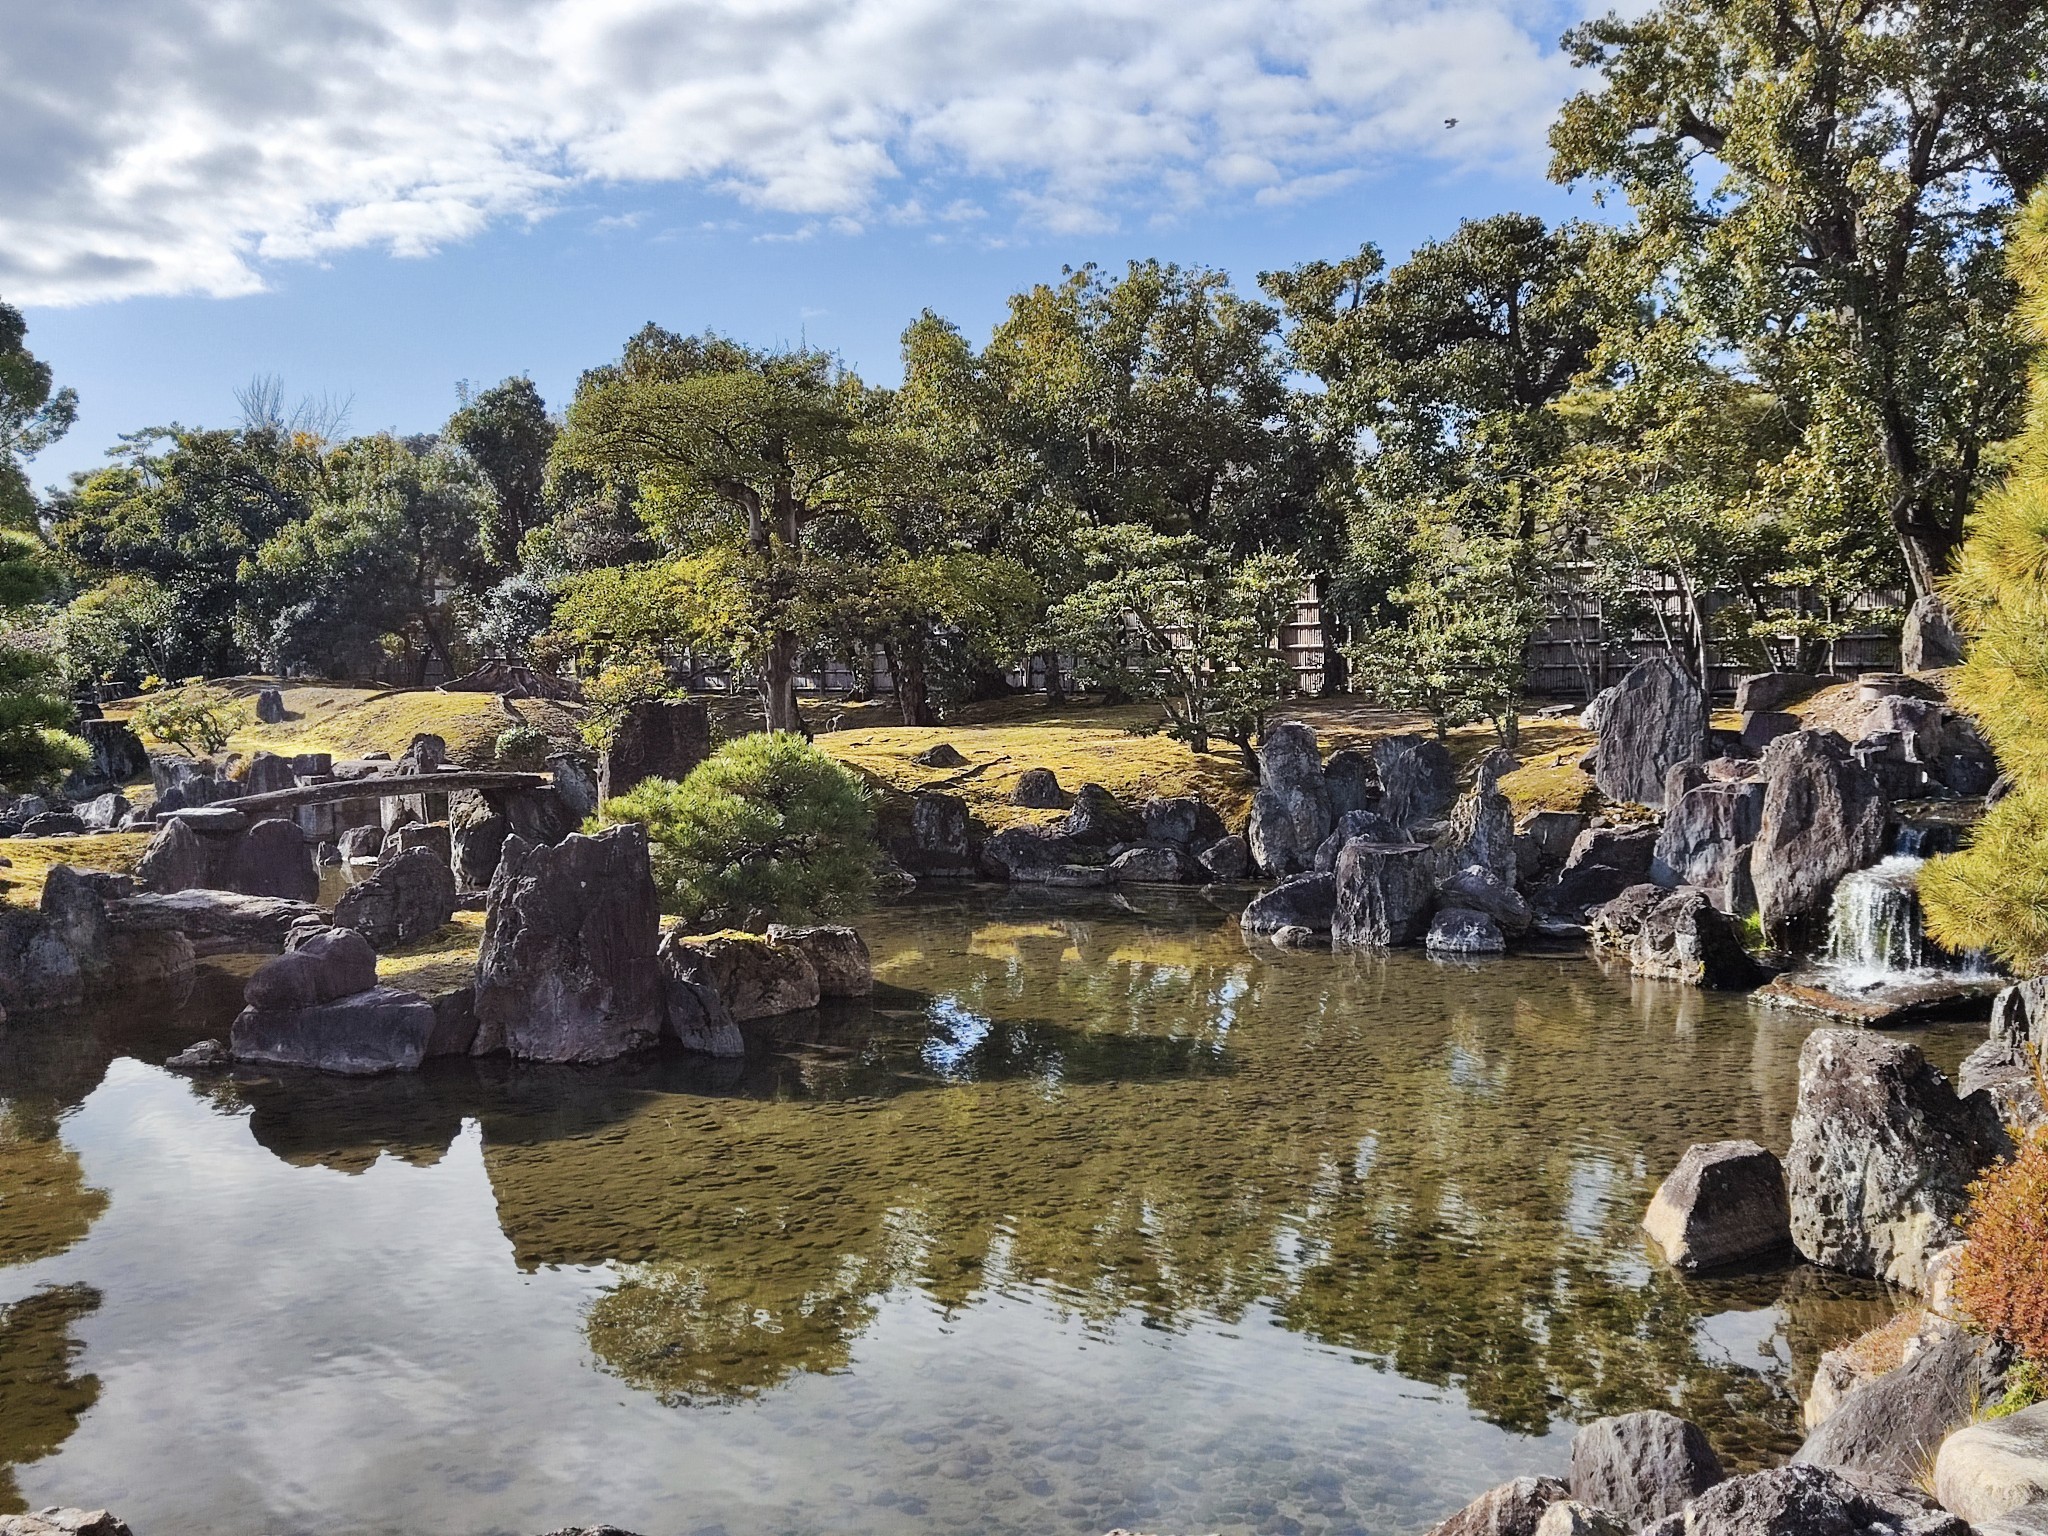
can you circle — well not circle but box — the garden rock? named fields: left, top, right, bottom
left=1630, top=889, right=1766, bottom=989
left=338, top=823, right=384, bottom=861
left=547, top=752, right=599, bottom=819
left=239, top=751, right=298, bottom=796
left=1199, top=833, right=1251, bottom=882
left=107, top=889, right=320, bottom=953
left=1426, top=907, right=1505, bottom=954
left=1734, top=672, right=1824, bottom=714
left=1140, top=794, right=1225, bottom=851
left=0, top=1511, right=134, bottom=1536
left=166, top=1039, right=230, bottom=1071
left=662, top=933, right=820, bottom=1022
left=905, top=790, right=974, bottom=875
left=1240, top=871, right=1338, bottom=936
left=243, top=927, right=378, bottom=1012
left=1315, top=809, right=1404, bottom=871
left=254, top=687, right=286, bottom=723
left=399, top=733, right=448, bottom=774
left=1740, top=711, right=1802, bottom=754
left=1753, top=731, right=1888, bottom=933
left=1269, top=924, right=1320, bottom=948
left=1596, top=654, right=1706, bottom=808
left=655, top=928, right=744, bottom=1056
left=1643, top=1140, right=1790, bottom=1270
left=333, top=848, right=457, bottom=950
left=22, top=812, right=85, bottom=836
left=1796, top=1318, right=2007, bottom=1489
left=1653, top=779, right=1764, bottom=913
left=1423, top=1476, right=1570, bottom=1536
left=1547, top=827, right=1659, bottom=914
left=1902, top=594, right=1965, bottom=673
left=231, top=985, right=439, bottom=1075
left=232, top=817, right=319, bottom=903
left=1375, top=734, right=1457, bottom=833
left=426, top=985, right=478, bottom=1057
left=1568, top=1410, right=1724, bottom=1527
left=1108, top=844, right=1198, bottom=883
left=1009, top=768, right=1069, bottom=808
left=1934, top=1404, right=2048, bottom=1527
left=1532, top=1503, right=1628, bottom=1536
left=134, top=817, right=208, bottom=893
left=473, top=826, right=665, bottom=1062
left=1247, top=721, right=1332, bottom=875
left=1958, top=1036, right=2048, bottom=1133
left=76, top=792, right=128, bottom=831
left=67, top=718, right=148, bottom=792
left=1437, top=865, right=1531, bottom=934
left=1516, top=810, right=1587, bottom=881
left=597, top=698, right=711, bottom=801
left=382, top=819, right=453, bottom=869
left=1060, top=782, right=1142, bottom=845
left=1581, top=686, right=1617, bottom=731
left=911, top=742, right=968, bottom=768
left=980, top=826, right=1106, bottom=886
left=1431, top=774, right=1519, bottom=886
left=1787, top=1030, right=2009, bottom=1291
left=765, top=924, right=872, bottom=996
left=450, top=795, right=510, bottom=889
left=1666, top=1464, right=1965, bottom=1536
left=1323, top=748, right=1380, bottom=817
left=1332, top=840, right=1434, bottom=948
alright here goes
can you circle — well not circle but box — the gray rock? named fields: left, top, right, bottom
left=1437, top=865, right=1531, bottom=934
left=231, top=985, right=438, bottom=1075
left=106, top=889, right=321, bottom=953
left=22, top=812, right=85, bottom=836
left=1139, top=795, right=1225, bottom=851
left=1426, top=907, right=1505, bottom=954
left=254, top=686, right=286, bottom=723
left=1797, top=1318, right=2007, bottom=1489
left=243, top=927, right=378, bottom=1012
left=1533, top=1502, right=1628, bottom=1536
left=1199, top=833, right=1251, bottom=882
left=1547, top=827, right=1660, bottom=914
left=980, top=826, right=1106, bottom=885
left=905, top=790, right=974, bottom=875
left=231, top=817, right=318, bottom=903
left=1934, top=1404, right=2048, bottom=1527
left=450, top=794, right=510, bottom=889
left=1787, top=1030, right=2009, bottom=1291
left=1424, top=1476, right=1571, bottom=1536
left=1596, top=654, right=1706, bottom=808
left=1059, top=782, right=1142, bottom=845
left=0, top=908, right=83, bottom=1010
left=1009, top=768, right=1069, bottom=808
left=166, top=805, right=249, bottom=836
left=1860, top=695, right=1947, bottom=766
left=764, top=924, right=872, bottom=997
left=662, top=933, right=820, bottom=1022
left=655, top=928, right=744, bottom=1056
left=239, top=751, right=298, bottom=796
left=426, top=985, right=479, bottom=1057
left=1644, top=1140, right=1790, bottom=1270
left=337, top=823, right=384, bottom=862
left=1734, top=672, right=1824, bottom=714
left=911, top=742, right=968, bottom=768
left=1568, top=1410, right=1724, bottom=1527
left=1753, top=732, right=1889, bottom=935
left=1958, top=1037, right=2048, bottom=1134
left=499, top=785, right=579, bottom=848
left=1630, top=889, right=1766, bottom=989
left=1375, top=734, right=1457, bottom=834
left=1268, top=924, right=1321, bottom=948
left=596, top=698, right=710, bottom=802
left=1323, top=748, right=1380, bottom=817
left=399, top=732, right=448, bottom=774
left=382, top=820, right=452, bottom=869
left=292, top=752, right=333, bottom=777
left=165, top=1039, right=230, bottom=1071
left=1108, top=844, right=1199, bottom=883
left=548, top=752, right=599, bottom=819
left=1248, top=722, right=1333, bottom=875
left=1432, top=773, right=1519, bottom=887
left=38, top=866, right=109, bottom=983
left=1581, top=686, right=1618, bottom=731
left=1673, top=1464, right=1966, bottom=1536
left=77, top=791, right=128, bottom=831
left=66, top=718, right=149, bottom=792
left=332, top=847, right=457, bottom=950
left=1332, top=840, right=1435, bottom=948
left=1902, top=595, right=1965, bottom=673
left=1516, top=809, right=1588, bottom=881
left=472, top=826, right=664, bottom=1062
left=1739, top=711, right=1802, bottom=755
left=0, top=1509, right=134, bottom=1535
left=1653, top=779, right=1764, bottom=913
left=1240, top=872, right=1338, bottom=936
left=1315, top=809, right=1404, bottom=871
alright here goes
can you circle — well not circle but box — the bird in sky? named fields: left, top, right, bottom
left=1444, top=117, right=1458, bottom=128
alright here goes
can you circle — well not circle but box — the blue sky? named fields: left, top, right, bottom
left=7, top=0, right=1599, bottom=489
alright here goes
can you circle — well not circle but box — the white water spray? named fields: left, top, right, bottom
left=1823, top=855, right=1934, bottom=987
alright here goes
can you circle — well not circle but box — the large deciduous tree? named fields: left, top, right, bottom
left=446, top=376, right=556, bottom=569
left=1550, top=0, right=2048, bottom=597
left=0, top=300, right=77, bottom=533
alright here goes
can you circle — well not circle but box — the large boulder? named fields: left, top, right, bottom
left=1323, top=748, right=1380, bottom=818
left=231, top=817, right=319, bottom=903
left=656, top=928, right=744, bottom=1056
left=764, top=924, right=872, bottom=997
left=1059, top=782, right=1141, bottom=846
left=1009, top=768, right=1069, bottom=809
left=1902, top=594, right=1965, bottom=673
left=254, top=686, right=286, bottom=723
left=1653, top=779, right=1764, bottom=914
left=1239, top=872, right=1338, bottom=936
left=1315, top=809, right=1404, bottom=871
left=1516, top=809, right=1588, bottom=885
left=1426, top=907, right=1505, bottom=954
left=1198, top=833, right=1251, bottom=882
left=450, top=793, right=510, bottom=890
left=76, top=791, right=128, bottom=831
left=980, top=826, right=1107, bottom=886
left=1933, top=1403, right=2048, bottom=1528
left=662, top=933, right=820, bottom=1021
left=1568, top=1410, right=1725, bottom=1527
left=243, top=927, right=379, bottom=1012
left=1437, top=864, right=1531, bottom=934
left=1546, top=827, right=1660, bottom=915
left=1752, top=732, right=1888, bottom=935
left=597, top=698, right=711, bottom=802
left=106, top=889, right=321, bottom=953
left=135, top=816, right=208, bottom=893
left=1595, top=654, right=1706, bottom=808
left=1108, top=844, right=1199, bottom=883
left=1787, top=1030, right=2009, bottom=1291
left=1139, top=795, right=1225, bottom=851
left=472, top=826, right=665, bottom=1063
left=231, top=985, right=438, bottom=1075
left=1796, top=1318, right=2008, bottom=1490
left=1431, top=768, right=1519, bottom=888
left=239, top=751, right=299, bottom=796
left=67, top=718, right=148, bottom=792
left=1657, top=1464, right=1965, bottom=1536
left=1734, top=672, right=1825, bottom=714
left=1246, top=722, right=1332, bottom=876
left=1331, top=840, right=1435, bottom=948
left=1643, top=1140, right=1790, bottom=1270
left=0, top=1510, right=134, bottom=1536
left=332, top=847, right=457, bottom=950
left=1424, top=1477, right=1570, bottom=1536
left=1859, top=695, right=1946, bottom=767
left=903, top=790, right=974, bottom=876
left=1375, top=734, right=1457, bottom=834
left=1628, top=889, right=1766, bottom=989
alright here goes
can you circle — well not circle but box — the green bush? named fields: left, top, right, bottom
left=491, top=724, right=551, bottom=769
left=600, top=731, right=875, bottom=927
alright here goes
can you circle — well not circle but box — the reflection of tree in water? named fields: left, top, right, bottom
left=0, top=1284, right=103, bottom=1514
left=0, top=1107, right=108, bottom=1269
left=457, top=893, right=1894, bottom=1461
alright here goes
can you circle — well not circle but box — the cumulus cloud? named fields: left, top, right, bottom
left=0, top=0, right=1578, bottom=306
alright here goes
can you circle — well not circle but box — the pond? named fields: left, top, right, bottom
left=0, top=886, right=1970, bottom=1536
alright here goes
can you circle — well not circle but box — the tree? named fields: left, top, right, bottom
left=1049, top=525, right=1302, bottom=767
left=447, top=377, right=556, bottom=568
left=1551, top=0, right=2048, bottom=596
left=0, top=300, right=77, bottom=532
left=0, top=533, right=87, bottom=788
left=555, top=328, right=864, bottom=733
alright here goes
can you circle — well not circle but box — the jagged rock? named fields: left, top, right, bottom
left=911, top=742, right=968, bottom=768
left=425, top=985, right=478, bottom=1057
left=1532, top=1502, right=1628, bottom=1536
left=22, top=812, right=85, bottom=836
left=165, top=1039, right=230, bottom=1071
left=905, top=790, right=974, bottom=875
left=1199, top=834, right=1251, bottom=882
left=399, top=733, right=448, bottom=774
left=244, top=927, right=378, bottom=1011
left=1934, top=1403, right=2048, bottom=1528
left=1738, top=712, right=1801, bottom=755
left=1590, top=883, right=1671, bottom=953
left=228, top=816, right=318, bottom=903
left=66, top=718, right=149, bottom=794
left=1959, top=1037, right=2048, bottom=1133
left=1796, top=1318, right=2008, bottom=1488
left=1902, top=594, right=1965, bottom=672
left=1315, top=809, right=1404, bottom=872
left=1661, top=1464, right=1965, bottom=1536
left=1860, top=694, right=1947, bottom=766
left=1734, top=672, right=1824, bottom=714
left=337, top=823, right=384, bottom=861
left=1787, top=1030, right=2009, bottom=1291
left=597, top=698, right=711, bottom=801
left=0, top=1510, right=133, bottom=1536
left=1547, top=827, right=1659, bottom=914
left=1431, top=774, right=1519, bottom=886
left=292, top=752, right=332, bottom=777
left=1009, top=767, right=1069, bottom=808
left=1581, top=686, right=1618, bottom=731
left=1375, top=734, right=1457, bottom=834
left=1323, top=748, right=1380, bottom=817
left=980, top=826, right=1106, bottom=885
left=1140, top=795, right=1225, bottom=851
left=1631, top=889, right=1766, bottom=989
left=1516, top=810, right=1587, bottom=882
left=765, top=924, right=872, bottom=997
left=655, top=928, right=744, bottom=1056
left=1753, top=731, right=1888, bottom=934
left=1644, top=1140, right=1790, bottom=1270
left=450, top=794, right=510, bottom=889
left=473, top=826, right=664, bottom=1063
left=232, top=985, right=439, bottom=1075
left=1423, top=1476, right=1570, bottom=1536
left=1568, top=1410, right=1725, bottom=1527
left=1240, top=871, right=1338, bottom=936
left=332, top=848, right=457, bottom=950
left=1426, top=907, right=1505, bottom=954
left=548, top=752, right=599, bottom=819
left=662, top=933, right=820, bottom=1022
left=499, top=785, right=580, bottom=847
left=1653, top=777, right=1764, bottom=914
left=254, top=686, right=286, bottom=723
left=1437, top=865, right=1531, bottom=934
left=1059, top=782, right=1142, bottom=845
left=1108, top=844, right=1198, bottom=883
left=1247, top=722, right=1332, bottom=876
left=1595, top=654, right=1706, bottom=808
left=1332, top=840, right=1434, bottom=948
left=106, top=889, right=320, bottom=953
left=76, top=791, right=128, bottom=831
left=383, top=820, right=453, bottom=868
left=239, top=751, right=298, bottom=796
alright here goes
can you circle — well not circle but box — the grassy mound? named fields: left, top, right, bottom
left=0, top=834, right=154, bottom=906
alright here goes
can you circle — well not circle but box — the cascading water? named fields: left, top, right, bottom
left=1822, top=855, right=1935, bottom=987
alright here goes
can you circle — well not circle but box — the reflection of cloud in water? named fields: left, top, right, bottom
left=922, top=997, right=995, bottom=1078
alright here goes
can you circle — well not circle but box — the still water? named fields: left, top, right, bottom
left=0, top=887, right=1949, bottom=1536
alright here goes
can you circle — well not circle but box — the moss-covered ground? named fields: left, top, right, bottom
left=0, top=834, right=153, bottom=907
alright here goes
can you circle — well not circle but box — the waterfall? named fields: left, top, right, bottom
left=1823, top=855, right=1934, bottom=986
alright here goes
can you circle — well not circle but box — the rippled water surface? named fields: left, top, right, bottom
left=1, top=887, right=1959, bottom=1536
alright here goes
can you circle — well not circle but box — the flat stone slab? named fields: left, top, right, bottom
left=1758, top=971, right=2001, bottom=1027
left=106, top=890, right=323, bottom=953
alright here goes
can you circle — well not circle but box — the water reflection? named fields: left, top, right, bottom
left=0, top=887, right=1938, bottom=1534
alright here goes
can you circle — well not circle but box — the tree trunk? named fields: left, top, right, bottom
left=763, top=630, right=801, bottom=734
left=1887, top=486, right=1959, bottom=603
left=893, top=632, right=936, bottom=727
left=1038, top=650, right=1065, bottom=704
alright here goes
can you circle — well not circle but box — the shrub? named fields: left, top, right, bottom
left=491, top=724, right=551, bottom=769
left=1954, top=1127, right=2048, bottom=1361
left=134, top=687, right=245, bottom=756
left=580, top=658, right=673, bottom=752
left=1989, top=1358, right=2048, bottom=1420
left=600, top=731, right=874, bottom=926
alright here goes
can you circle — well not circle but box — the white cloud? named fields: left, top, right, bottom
left=0, top=0, right=1577, bottom=306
